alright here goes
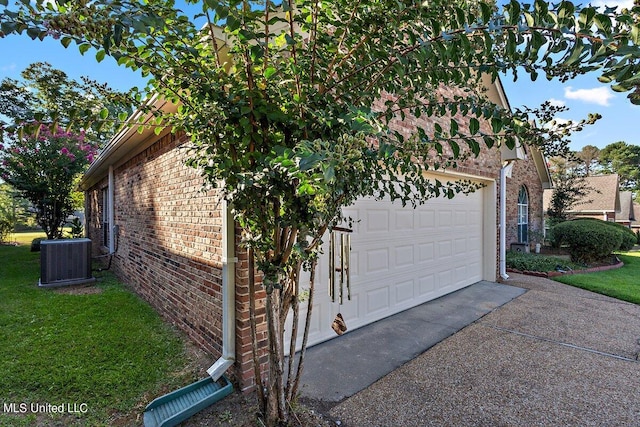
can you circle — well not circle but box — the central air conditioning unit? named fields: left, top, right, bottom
left=39, top=238, right=96, bottom=287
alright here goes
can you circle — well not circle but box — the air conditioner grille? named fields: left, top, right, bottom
left=39, top=238, right=96, bottom=287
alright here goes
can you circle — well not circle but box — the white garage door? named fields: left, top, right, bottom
left=289, top=182, right=490, bottom=349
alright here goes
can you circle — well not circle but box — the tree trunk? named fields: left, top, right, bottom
left=288, top=259, right=317, bottom=401
left=265, top=284, right=288, bottom=426
left=248, top=248, right=266, bottom=415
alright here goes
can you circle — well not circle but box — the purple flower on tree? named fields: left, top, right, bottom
left=0, top=123, right=96, bottom=239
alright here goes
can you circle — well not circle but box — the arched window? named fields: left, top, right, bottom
left=518, top=186, right=529, bottom=243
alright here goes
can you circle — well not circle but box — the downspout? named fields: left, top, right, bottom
left=500, top=161, right=515, bottom=280
left=108, top=166, right=115, bottom=254
left=207, top=199, right=236, bottom=380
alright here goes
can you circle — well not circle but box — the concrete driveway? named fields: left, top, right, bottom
left=300, top=273, right=640, bottom=426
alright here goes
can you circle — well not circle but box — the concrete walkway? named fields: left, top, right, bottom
left=301, top=274, right=640, bottom=426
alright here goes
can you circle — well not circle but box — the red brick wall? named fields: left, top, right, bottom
left=505, top=146, right=545, bottom=250
left=234, top=244, right=268, bottom=392
left=378, top=90, right=503, bottom=180
left=86, top=132, right=230, bottom=375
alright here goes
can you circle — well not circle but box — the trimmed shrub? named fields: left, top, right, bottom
left=552, top=219, right=622, bottom=263
left=30, top=237, right=44, bottom=252
left=572, top=218, right=636, bottom=252
left=607, top=222, right=637, bottom=251
left=506, top=251, right=582, bottom=272
left=636, top=230, right=640, bottom=245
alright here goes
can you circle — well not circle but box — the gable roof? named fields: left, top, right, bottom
left=530, top=146, right=553, bottom=190
left=570, top=174, right=620, bottom=213
left=632, top=202, right=640, bottom=228
left=617, top=191, right=635, bottom=223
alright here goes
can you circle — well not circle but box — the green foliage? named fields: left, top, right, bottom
left=506, top=250, right=582, bottom=272
left=604, top=220, right=637, bottom=251
left=552, top=219, right=623, bottom=263
left=0, top=126, right=97, bottom=239
left=0, top=217, right=11, bottom=242
left=636, top=230, right=640, bottom=244
left=575, top=217, right=637, bottom=251
left=574, top=144, right=601, bottom=176
left=546, top=156, right=592, bottom=223
left=65, top=217, right=84, bottom=239
left=0, top=183, right=33, bottom=230
left=0, top=62, right=132, bottom=146
left=599, top=141, right=640, bottom=192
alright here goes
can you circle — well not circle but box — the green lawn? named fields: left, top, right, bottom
left=553, top=251, right=640, bottom=305
left=0, top=235, right=204, bottom=426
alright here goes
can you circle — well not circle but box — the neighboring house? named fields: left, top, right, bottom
left=632, top=202, right=640, bottom=234
left=79, top=80, right=549, bottom=391
left=570, top=174, right=621, bottom=221
left=543, top=174, right=621, bottom=223
left=617, top=191, right=636, bottom=227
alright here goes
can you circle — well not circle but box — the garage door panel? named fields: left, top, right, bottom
left=366, top=285, right=391, bottom=316
left=418, top=242, right=435, bottom=262
left=395, top=210, right=415, bottom=230
left=418, top=274, right=436, bottom=296
left=438, top=210, right=453, bottom=227
left=395, top=245, right=415, bottom=267
left=365, top=248, right=389, bottom=274
left=418, top=210, right=436, bottom=229
left=437, top=270, right=453, bottom=289
left=395, top=279, right=415, bottom=304
left=455, top=210, right=467, bottom=226
left=366, top=209, right=389, bottom=233
left=454, top=237, right=467, bottom=253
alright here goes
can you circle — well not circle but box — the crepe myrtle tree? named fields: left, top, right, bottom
left=0, top=126, right=97, bottom=239
left=0, top=62, right=133, bottom=146
left=0, top=62, right=131, bottom=239
left=3, top=0, right=640, bottom=424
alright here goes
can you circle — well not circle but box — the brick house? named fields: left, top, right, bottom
left=79, top=78, right=550, bottom=391
left=543, top=174, right=622, bottom=223
left=632, top=202, right=640, bottom=234
left=617, top=191, right=636, bottom=227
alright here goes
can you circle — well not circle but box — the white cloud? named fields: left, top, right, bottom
left=548, top=98, right=566, bottom=107
left=564, top=86, right=614, bottom=106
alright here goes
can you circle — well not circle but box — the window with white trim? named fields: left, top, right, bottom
left=102, top=187, right=110, bottom=248
left=517, top=186, right=529, bottom=243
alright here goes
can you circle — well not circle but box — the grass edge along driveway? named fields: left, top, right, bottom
left=552, top=251, right=640, bottom=305
left=0, top=237, right=205, bottom=427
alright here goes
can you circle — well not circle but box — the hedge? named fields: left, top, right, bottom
left=569, top=218, right=636, bottom=251
left=551, top=219, right=623, bottom=263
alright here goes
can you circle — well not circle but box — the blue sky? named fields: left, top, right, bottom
left=0, top=1, right=638, bottom=152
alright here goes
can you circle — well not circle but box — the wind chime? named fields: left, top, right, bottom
left=329, top=226, right=352, bottom=336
